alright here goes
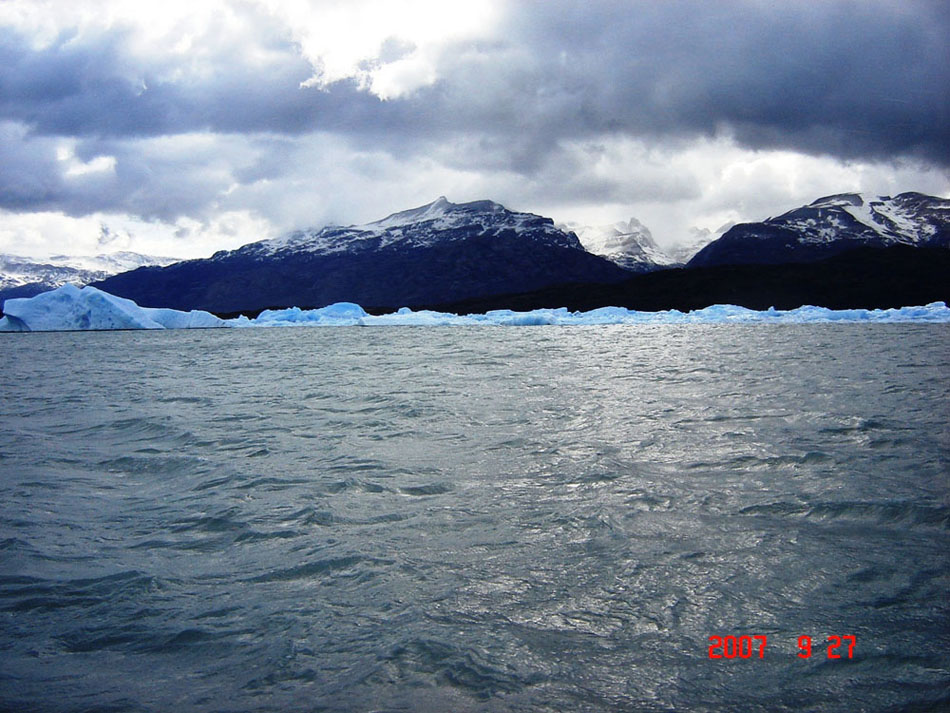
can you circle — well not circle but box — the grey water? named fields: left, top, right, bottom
left=1, top=325, right=948, bottom=713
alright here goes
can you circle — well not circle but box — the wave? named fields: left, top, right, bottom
left=739, top=500, right=950, bottom=529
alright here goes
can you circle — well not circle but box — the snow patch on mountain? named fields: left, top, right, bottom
left=688, top=192, right=950, bottom=268
left=776, top=192, right=950, bottom=246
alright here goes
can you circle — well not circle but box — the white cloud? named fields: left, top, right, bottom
left=4, top=126, right=947, bottom=260
left=57, top=142, right=117, bottom=178
left=251, top=0, right=500, bottom=98
left=500, top=135, right=950, bottom=247
left=0, top=208, right=272, bottom=260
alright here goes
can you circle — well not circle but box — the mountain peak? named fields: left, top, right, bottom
left=369, top=196, right=512, bottom=230
left=689, top=191, right=950, bottom=267
left=808, top=192, right=865, bottom=208
left=93, top=198, right=627, bottom=312
left=372, top=196, right=455, bottom=227
left=235, top=197, right=578, bottom=260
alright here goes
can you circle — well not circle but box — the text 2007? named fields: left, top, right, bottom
left=708, top=635, right=856, bottom=659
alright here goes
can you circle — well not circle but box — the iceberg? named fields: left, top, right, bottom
left=237, top=302, right=370, bottom=327
left=2, top=284, right=949, bottom=333
left=245, top=301, right=950, bottom=327
left=0, top=284, right=228, bottom=332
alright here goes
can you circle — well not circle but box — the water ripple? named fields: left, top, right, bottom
left=0, top=324, right=947, bottom=712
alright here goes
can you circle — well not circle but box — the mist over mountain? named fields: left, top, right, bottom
left=666, top=225, right=731, bottom=264
left=560, top=218, right=678, bottom=272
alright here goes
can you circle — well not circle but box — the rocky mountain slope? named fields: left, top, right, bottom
left=688, top=192, right=950, bottom=267
left=95, top=198, right=629, bottom=313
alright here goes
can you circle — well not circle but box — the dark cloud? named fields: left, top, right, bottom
left=0, top=0, right=946, bottom=224
left=0, top=122, right=247, bottom=221
left=0, top=123, right=64, bottom=210
left=474, top=0, right=950, bottom=164
left=2, top=1, right=943, bottom=158
left=0, top=26, right=399, bottom=139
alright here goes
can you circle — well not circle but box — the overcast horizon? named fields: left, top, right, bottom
left=1, top=0, right=948, bottom=260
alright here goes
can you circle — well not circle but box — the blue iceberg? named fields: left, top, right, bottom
left=0, top=284, right=228, bottom=332
left=244, top=301, right=950, bottom=327
left=2, top=284, right=949, bottom=332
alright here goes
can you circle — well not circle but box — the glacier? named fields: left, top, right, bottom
left=2, top=284, right=949, bottom=332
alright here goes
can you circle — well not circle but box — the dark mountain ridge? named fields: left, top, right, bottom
left=94, top=198, right=629, bottom=313
left=689, top=192, right=949, bottom=267
left=424, top=245, right=950, bottom=315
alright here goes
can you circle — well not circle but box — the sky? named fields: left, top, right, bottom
left=0, top=0, right=948, bottom=259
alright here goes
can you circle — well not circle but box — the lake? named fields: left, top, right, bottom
left=1, top=325, right=948, bottom=712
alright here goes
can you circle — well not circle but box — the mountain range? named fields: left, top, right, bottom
left=2, top=192, right=947, bottom=315
left=0, top=251, right=176, bottom=304
left=94, top=198, right=629, bottom=313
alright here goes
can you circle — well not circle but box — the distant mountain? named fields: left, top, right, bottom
left=559, top=217, right=677, bottom=271
left=666, top=225, right=728, bottom=264
left=688, top=192, right=950, bottom=267
left=95, top=197, right=629, bottom=313
left=0, top=251, right=177, bottom=305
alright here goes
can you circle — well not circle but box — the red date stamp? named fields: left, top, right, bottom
left=708, top=635, right=856, bottom=659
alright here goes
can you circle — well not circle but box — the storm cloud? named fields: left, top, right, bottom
left=0, top=0, right=947, bottom=256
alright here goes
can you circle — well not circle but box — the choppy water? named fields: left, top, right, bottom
left=1, top=325, right=948, bottom=712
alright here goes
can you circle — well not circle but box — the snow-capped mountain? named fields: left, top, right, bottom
left=242, top=196, right=581, bottom=258
left=688, top=192, right=950, bottom=267
left=96, top=198, right=629, bottom=313
left=560, top=217, right=677, bottom=272
left=0, top=251, right=177, bottom=304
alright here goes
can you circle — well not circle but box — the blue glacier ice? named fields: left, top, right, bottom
left=2, top=284, right=949, bottom=332
left=0, top=284, right=228, bottom=331
left=231, top=302, right=372, bottom=327
left=243, top=301, right=950, bottom=327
